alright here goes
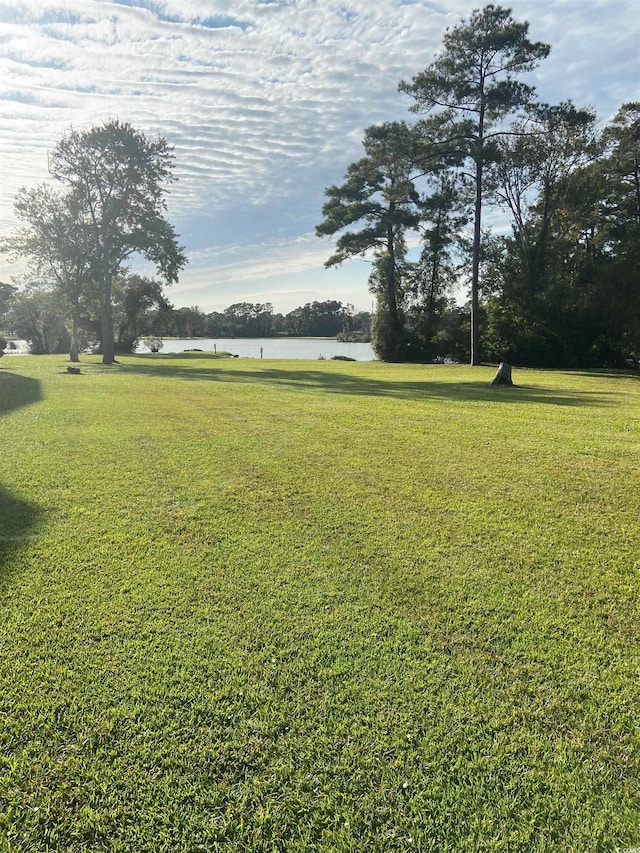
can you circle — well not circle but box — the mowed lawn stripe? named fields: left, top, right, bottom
left=0, top=355, right=638, bottom=851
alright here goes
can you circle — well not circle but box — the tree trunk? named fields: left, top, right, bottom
left=385, top=223, right=401, bottom=362
left=490, top=362, right=513, bottom=386
left=471, top=161, right=482, bottom=366
left=69, top=316, right=80, bottom=363
left=470, top=103, right=485, bottom=367
left=101, top=270, right=115, bottom=364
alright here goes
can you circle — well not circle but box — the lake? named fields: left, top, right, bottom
left=136, top=337, right=376, bottom=361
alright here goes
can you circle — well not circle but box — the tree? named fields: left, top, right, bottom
left=0, top=282, right=17, bottom=330
left=351, top=310, right=372, bottom=341
left=587, top=103, right=640, bottom=365
left=48, top=120, right=187, bottom=363
left=317, top=122, right=421, bottom=361
left=488, top=102, right=599, bottom=288
left=223, top=302, right=274, bottom=337
left=6, top=285, right=70, bottom=355
left=287, top=301, right=345, bottom=337
left=284, top=303, right=313, bottom=337
left=405, top=175, right=469, bottom=360
left=114, top=274, right=173, bottom=353
left=171, top=306, right=209, bottom=338
left=400, top=4, right=550, bottom=364
left=367, top=240, right=410, bottom=361
left=481, top=101, right=640, bottom=369
left=480, top=103, right=601, bottom=365
left=1, top=184, right=98, bottom=361
left=604, top=102, right=640, bottom=230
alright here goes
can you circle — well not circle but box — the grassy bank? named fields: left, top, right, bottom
left=0, top=354, right=638, bottom=851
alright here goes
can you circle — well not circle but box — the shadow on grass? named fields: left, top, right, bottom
left=562, top=368, right=640, bottom=382
left=115, top=354, right=620, bottom=408
left=0, top=486, right=43, bottom=594
left=0, top=369, right=42, bottom=415
left=0, top=370, right=44, bottom=592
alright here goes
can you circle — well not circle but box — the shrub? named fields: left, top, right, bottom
left=143, top=336, right=163, bottom=353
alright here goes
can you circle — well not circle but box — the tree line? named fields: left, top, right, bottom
left=0, top=283, right=372, bottom=354
left=317, top=4, right=639, bottom=367
left=164, top=300, right=372, bottom=341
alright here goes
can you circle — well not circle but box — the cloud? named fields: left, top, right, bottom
left=0, top=0, right=638, bottom=311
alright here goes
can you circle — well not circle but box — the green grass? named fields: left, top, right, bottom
left=0, top=353, right=639, bottom=852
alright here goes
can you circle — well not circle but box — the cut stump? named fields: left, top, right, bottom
left=490, top=362, right=513, bottom=386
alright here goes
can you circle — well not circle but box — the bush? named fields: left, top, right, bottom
left=143, top=336, right=163, bottom=353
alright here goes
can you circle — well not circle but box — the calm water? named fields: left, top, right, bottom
left=2, top=340, right=30, bottom=355
left=136, top=337, right=376, bottom=361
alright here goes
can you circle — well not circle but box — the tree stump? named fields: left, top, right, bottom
left=490, top=362, right=513, bottom=386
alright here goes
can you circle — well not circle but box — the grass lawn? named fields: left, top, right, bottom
left=0, top=354, right=638, bottom=852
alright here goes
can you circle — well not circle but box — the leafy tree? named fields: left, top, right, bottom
left=367, top=240, right=410, bottom=361
left=1, top=185, right=98, bottom=361
left=6, top=285, right=70, bottom=355
left=482, top=101, right=640, bottom=369
left=253, top=303, right=275, bottom=337
left=588, top=103, right=640, bottom=365
left=293, top=301, right=346, bottom=337
left=283, top=303, right=313, bottom=337
left=400, top=4, right=550, bottom=364
left=0, top=282, right=17, bottom=330
left=205, top=310, right=227, bottom=337
left=481, top=103, right=601, bottom=365
left=114, top=274, right=173, bottom=353
left=489, top=102, right=599, bottom=287
left=609, top=105, right=640, bottom=210
left=336, top=302, right=372, bottom=341
left=317, top=122, right=421, bottom=361
left=48, top=120, right=187, bottom=363
left=223, top=302, right=274, bottom=337
left=270, top=311, right=287, bottom=336
left=276, top=301, right=370, bottom=340
left=603, top=102, right=640, bottom=231
left=405, top=175, right=469, bottom=360
left=351, top=310, right=372, bottom=341
left=171, top=306, right=209, bottom=338
left=306, top=300, right=346, bottom=337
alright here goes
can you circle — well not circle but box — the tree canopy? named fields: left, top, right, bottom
left=317, top=122, right=420, bottom=361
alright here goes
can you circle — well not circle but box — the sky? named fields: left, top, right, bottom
left=0, top=0, right=638, bottom=315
